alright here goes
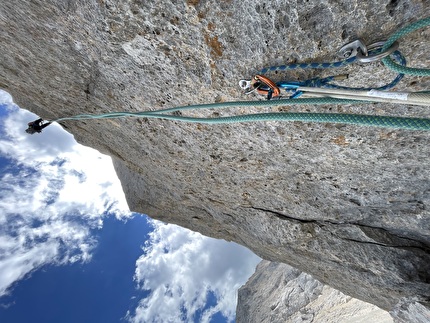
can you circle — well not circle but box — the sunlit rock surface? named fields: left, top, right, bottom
left=1, top=1, right=429, bottom=321
left=236, top=260, right=394, bottom=323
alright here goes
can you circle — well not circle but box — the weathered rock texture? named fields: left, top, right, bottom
left=237, top=260, right=394, bottom=323
left=1, top=0, right=429, bottom=320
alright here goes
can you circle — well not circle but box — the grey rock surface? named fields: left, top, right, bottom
left=391, top=297, right=430, bottom=323
left=1, top=0, right=429, bottom=319
left=237, top=260, right=394, bottom=323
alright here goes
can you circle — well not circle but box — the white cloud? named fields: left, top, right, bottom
left=0, top=90, right=131, bottom=296
left=0, top=90, right=261, bottom=323
left=127, top=221, right=261, bottom=323
left=0, top=98, right=76, bottom=161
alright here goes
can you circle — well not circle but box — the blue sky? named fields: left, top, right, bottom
left=0, top=215, right=151, bottom=323
left=0, top=90, right=261, bottom=323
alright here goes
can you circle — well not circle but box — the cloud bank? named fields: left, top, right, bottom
left=128, top=221, right=261, bottom=323
left=0, top=90, right=261, bottom=323
left=0, top=90, right=131, bottom=296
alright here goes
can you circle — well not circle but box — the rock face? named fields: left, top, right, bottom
left=1, top=0, right=429, bottom=320
left=237, top=260, right=394, bottom=323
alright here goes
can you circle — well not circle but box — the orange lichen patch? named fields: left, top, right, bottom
left=207, top=22, right=215, bottom=31
left=187, top=0, right=200, bottom=6
left=204, top=34, right=223, bottom=57
left=197, top=11, right=205, bottom=20
left=332, top=135, right=349, bottom=146
left=209, top=60, right=221, bottom=80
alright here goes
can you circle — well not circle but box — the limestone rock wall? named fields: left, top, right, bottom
left=236, top=260, right=394, bottom=323
left=1, top=0, right=429, bottom=318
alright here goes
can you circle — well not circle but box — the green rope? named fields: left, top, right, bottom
left=50, top=18, right=430, bottom=131
left=382, top=17, right=430, bottom=76
left=55, top=97, right=358, bottom=121
left=135, top=113, right=430, bottom=130
left=54, top=97, right=430, bottom=131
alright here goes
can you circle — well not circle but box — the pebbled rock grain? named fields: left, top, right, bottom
left=1, top=0, right=429, bottom=320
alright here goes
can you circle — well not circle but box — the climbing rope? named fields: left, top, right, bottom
left=381, top=16, right=430, bottom=76
left=244, top=38, right=408, bottom=99
left=258, top=17, right=430, bottom=82
left=58, top=110, right=430, bottom=130
left=258, top=49, right=405, bottom=94
left=53, top=97, right=430, bottom=131
left=42, top=17, right=430, bottom=132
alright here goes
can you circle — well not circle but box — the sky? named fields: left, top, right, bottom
left=0, top=90, right=261, bottom=323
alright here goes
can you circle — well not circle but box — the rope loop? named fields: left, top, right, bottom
left=39, top=18, right=430, bottom=132
left=50, top=96, right=430, bottom=131
left=255, top=17, right=430, bottom=92
left=381, top=17, right=430, bottom=76
left=253, top=48, right=407, bottom=98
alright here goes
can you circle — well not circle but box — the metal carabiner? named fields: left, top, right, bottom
left=356, top=40, right=399, bottom=63
left=239, top=75, right=281, bottom=99
left=338, top=38, right=368, bottom=59
left=239, top=79, right=252, bottom=90
left=339, top=39, right=400, bottom=63
left=239, top=79, right=260, bottom=95
left=253, top=75, right=281, bottom=99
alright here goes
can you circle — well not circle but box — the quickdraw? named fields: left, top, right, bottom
left=240, top=17, right=430, bottom=100
left=240, top=39, right=407, bottom=100
left=26, top=17, right=430, bottom=132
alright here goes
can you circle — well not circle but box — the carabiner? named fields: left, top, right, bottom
left=338, top=38, right=368, bottom=59
left=338, top=39, right=400, bottom=63
left=239, top=75, right=281, bottom=99
left=356, top=41, right=399, bottom=63
left=251, top=75, right=281, bottom=99
left=239, top=79, right=252, bottom=90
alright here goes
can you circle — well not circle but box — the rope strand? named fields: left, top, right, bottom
left=49, top=18, right=430, bottom=131
left=381, top=17, right=430, bottom=76
left=53, top=97, right=430, bottom=131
